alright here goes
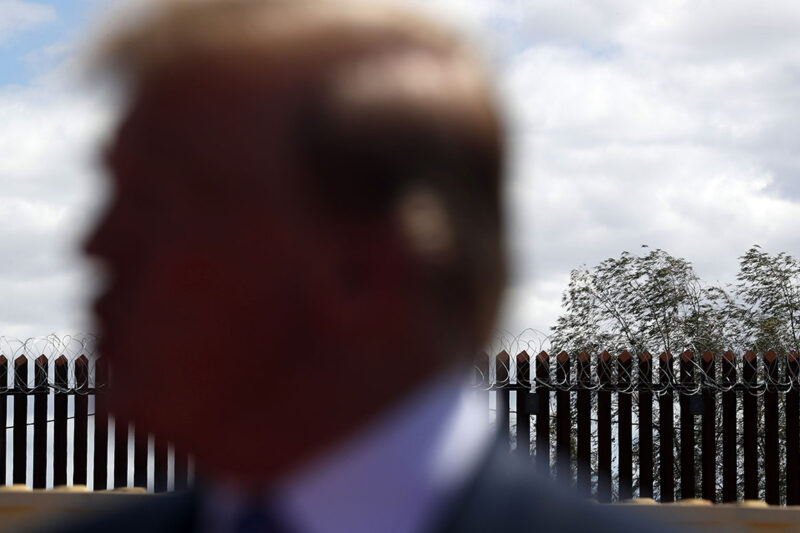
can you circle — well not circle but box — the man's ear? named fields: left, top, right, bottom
left=392, top=184, right=455, bottom=269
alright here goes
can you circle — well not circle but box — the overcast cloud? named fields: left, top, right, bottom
left=0, top=0, right=799, bottom=340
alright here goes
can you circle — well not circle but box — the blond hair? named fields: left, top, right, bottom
left=101, top=0, right=506, bottom=348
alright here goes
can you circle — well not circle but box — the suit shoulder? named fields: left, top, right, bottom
left=435, top=444, right=676, bottom=533
left=32, top=491, right=196, bottom=533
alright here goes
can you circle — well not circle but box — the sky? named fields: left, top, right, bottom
left=0, top=0, right=799, bottom=342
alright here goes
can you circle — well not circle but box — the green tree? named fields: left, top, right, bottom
left=550, top=246, right=731, bottom=355
left=546, top=245, right=800, bottom=502
left=731, top=246, right=800, bottom=355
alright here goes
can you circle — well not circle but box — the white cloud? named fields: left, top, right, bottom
left=485, top=0, right=800, bottom=337
left=0, top=57, right=114, bottom=337
left=0, top=0, right=56, bottom=43
left=3, top=0, right=800, bottom=342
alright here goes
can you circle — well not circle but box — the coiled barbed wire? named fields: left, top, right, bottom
left=0, top=334, right=98, bottom=394
left=2, top=333, right=798, bottom=398
left=476, top=330, right=800, bottom=397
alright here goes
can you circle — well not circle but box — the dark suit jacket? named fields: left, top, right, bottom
left=41, top=439, right=675, bottom=533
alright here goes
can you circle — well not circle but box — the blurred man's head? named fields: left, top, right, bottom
left=86, top=0, right=505, bottom=485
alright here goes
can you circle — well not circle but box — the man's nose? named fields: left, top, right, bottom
left=83, top=218, right=105, bottom=259
left=83, top=204, right=120, bottom=260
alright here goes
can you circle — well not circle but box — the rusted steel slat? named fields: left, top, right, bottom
left=639, top=352, right=654, bottom=499
left=134, top=425, right=148, bottom=489
left=32, top=355, right=48, bottom=489
left=597, top=352, right=612, bottom=503
left=74, top=355, right=90, bottom=486
left=0, top=356, right=6, bottom=485
left=535, top=352, right=550, bottom=472
left=154, top=437, right=168, bottom=493
left=787, top=352, right=800, bottom=506
left=701, top=351, right=717, bottom=503
left=764, top=351, right=779, bottom=505
left=174, top=448, right=189, bottom=491
left=618, top=352, right=633, bottom=500
left=54, top=356, right=68, bottom=487
left=114, top=416, right=128, bottom=489
left=555, top=352, right=571, bottom=484
left=722, top=351, right=737, bottom=503
left=742, top=351, right=758, bottom=501
left=576, top=352, right=591, bottom=498
left=659, top=352, right=675, bottom=503
left=13, top=356, right=28, bottom=485
left=93, top=357, right=109, bottom=491
left=679, top=351, right=695, bottom=501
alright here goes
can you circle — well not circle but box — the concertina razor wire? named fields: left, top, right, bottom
left=476, top=329, right=800, bottom=397
left=1, top=332, right=798, bottom=398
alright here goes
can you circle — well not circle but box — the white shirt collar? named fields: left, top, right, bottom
left=202, top=370, right=491, bottom=533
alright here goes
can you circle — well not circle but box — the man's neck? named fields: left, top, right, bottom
left=200, top=368, right=492, bottom=533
